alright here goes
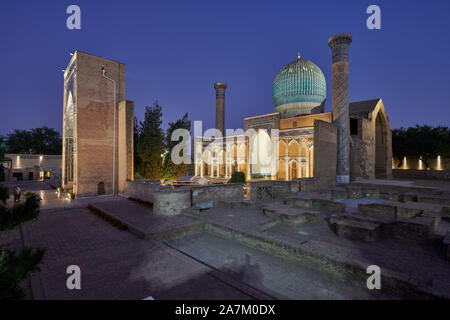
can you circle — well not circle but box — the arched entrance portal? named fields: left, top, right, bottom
left=375, top=112, right=387, bottom=178
left=251, top=130, right=272, bottom=179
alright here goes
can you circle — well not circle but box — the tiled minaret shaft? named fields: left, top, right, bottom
left=328, top=33, right=352, bottom=183
left=214, top=82, right=227, bottom=136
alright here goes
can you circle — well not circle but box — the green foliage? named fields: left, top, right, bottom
left=392, top=125, right=450, bottom=169
left=0, top=193, right=40, bottom=231
left=0, top=191, right=44, bottom=299
left=6, top=126, right=61, bottom=155
left=0, top=246, right=45, bottom=299
left=228, top=171, right=246, bottom=184
left=134, top=102, right=191, bottom=180
left=162, top=113, right=191, bottom=180
left=133, top=116, right=142, bottom=172
left=135, top=102, right=165, bottom=180
left=0, top=186, right=9, bottom=202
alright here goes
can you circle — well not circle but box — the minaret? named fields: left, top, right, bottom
left=328, top=33, right=352, bottom=183
left=214, top=82, right=227, bottom=137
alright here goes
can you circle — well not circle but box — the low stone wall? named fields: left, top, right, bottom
left=294, top=178, right=318, bottom=193
left=122, top=179, right=166, bottom=203
left=178, top=183, right=244, bottom=205
left=122, top=180, right=244, bottom=210
left=153, top=189, right=191, bottom=216
left=248, top=180, right=298, bottom=200
left=393, top=169, right=450, bottom=181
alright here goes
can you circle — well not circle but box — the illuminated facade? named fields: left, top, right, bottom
left=195, top=34, right=393, bottom=183
left=62, top=51, right=134, bottom=197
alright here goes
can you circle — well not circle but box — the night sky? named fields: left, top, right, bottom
left=1, top=0, right=449, bottom=136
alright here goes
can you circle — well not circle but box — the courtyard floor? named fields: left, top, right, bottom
left=1, top=179, right=449, bottom=299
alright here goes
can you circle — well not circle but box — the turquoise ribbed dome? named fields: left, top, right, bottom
left=272, top=57, right=326, bottom=117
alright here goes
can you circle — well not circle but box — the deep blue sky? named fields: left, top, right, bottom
left=1, top=0, right=449, bottom=136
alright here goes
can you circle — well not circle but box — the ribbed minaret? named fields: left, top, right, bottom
left=328, top=33, right=352, bottom=183
left=214, top=82, right=227, bottom=137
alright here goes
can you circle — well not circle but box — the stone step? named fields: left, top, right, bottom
left=330, top=213, right=392, bottom=226
left=418, top=194, right=450, bottom=206
left=329, top=187, right=347, bottom=199
left=384, top=217, right=433, bottom=242
left=261, top=203, right=320, bottom=225
left=358, top=201, right=443, bottom=220
left=358, top=202, right=397, bottom=219
left=286, top=196, right=346, bottom=212
left=215, top=199, right=255, bottom=209
left=335, top=219, right=380, bottom=242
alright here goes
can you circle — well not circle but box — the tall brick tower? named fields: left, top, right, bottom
left=214, top=82, right=227, bottom=136
left=62, top=51, right=134, bottom=197
left=328, top=33, right=352, bottom=183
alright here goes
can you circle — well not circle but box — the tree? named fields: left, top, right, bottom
left=161, top=113, right=191, bottom=180
left=6, top=127, right=61, bottom=155
left=392, top=127, right=410, bottom=168
left=133, top=116, right=142, bottom=175
left=135, top=102, right=165, bottom=179
left=392, top=125, right=450, bottom=169
left=6, top=130, right=32, bottom=154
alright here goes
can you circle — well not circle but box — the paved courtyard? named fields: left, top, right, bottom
left=1, top=179, right=449, bottom=299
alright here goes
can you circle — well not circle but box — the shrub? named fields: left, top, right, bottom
left=0, top=247, right=45, bottom=299
left=0, top=193, right=40, bottom=231
left=0, top=186, right=8, bottom=202
left=0, top=192, right=44, bottom=299
left=228, top=171, right=246, bottom=184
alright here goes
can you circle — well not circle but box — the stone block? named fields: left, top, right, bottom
left=387, top=217, right=432, bottom=241
left=188, top=184, right=244, bottom=205
left=347, top=186, right=363, bottom=199
left=403, top=192, right=418, bottom=202
left=361, top=186, right=380, bottom=199
left=311, top=198, right=346, bottom=212
left=153, top=190, right=191, bottom=216
left=290, top=198, right=312, bottom=209
left=215, top=199, right=254, bottom=209
left=335, top=219, right=380, bottom=242
left=418, top=195, right=450, bottom=206
left=358, top=203, right=397, bottom=219
left=330, top=213, right=348, bottom=225
left=396, top=204, right=423, bottom=219
left=330, top=187, right=347, bottom=199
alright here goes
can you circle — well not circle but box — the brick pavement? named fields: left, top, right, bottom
left=10, top=208, right=255, bottom=299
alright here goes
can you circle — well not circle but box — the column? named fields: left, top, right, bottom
left=328, top=33, right=352, bottom=183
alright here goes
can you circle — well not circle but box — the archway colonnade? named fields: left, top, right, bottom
left=194, top=134, right=314, bottom=181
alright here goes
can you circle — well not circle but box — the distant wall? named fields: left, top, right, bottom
left=392, top=169, right=450, bottom=181
left=5, top=153, right=61, bottom=170
left=313, top=120, right=337, bottom=188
